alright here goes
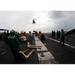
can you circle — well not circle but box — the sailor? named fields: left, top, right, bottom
left=59, top=29, right=65, bottom=46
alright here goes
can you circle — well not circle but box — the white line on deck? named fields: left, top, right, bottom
left=47, top=37, right=75, bottom=49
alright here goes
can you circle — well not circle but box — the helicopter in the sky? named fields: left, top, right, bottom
left=32, top=18, right=39, bottom=24
left=32, top=19, right=36, bottom=24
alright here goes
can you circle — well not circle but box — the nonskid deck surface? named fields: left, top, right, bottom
left=0, top=34, right=75, bottom=64
left=44, top=35, right=75, bottom=64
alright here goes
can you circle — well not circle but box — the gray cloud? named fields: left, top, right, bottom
left=0, top=11, right=75, bottom=33
left=0, top=11, right=35, bottom=31
left=48, top=11, right=75, bottom=31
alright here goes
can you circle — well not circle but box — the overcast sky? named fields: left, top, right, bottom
left=0, top=11, right=75, bottom=32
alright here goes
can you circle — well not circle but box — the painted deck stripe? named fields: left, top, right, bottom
left=47, top=37, right=75, bottom=49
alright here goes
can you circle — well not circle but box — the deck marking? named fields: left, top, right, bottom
left=46, top=37, right=75, bottom=49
